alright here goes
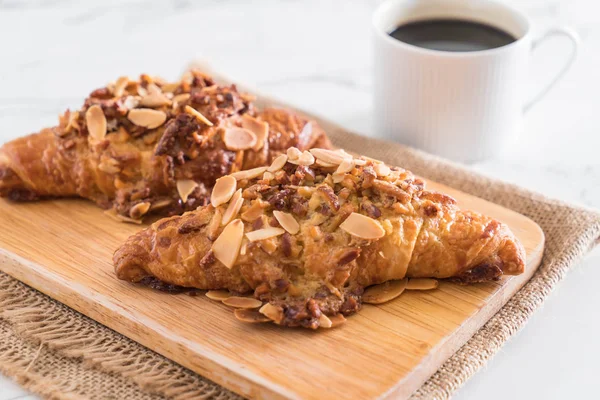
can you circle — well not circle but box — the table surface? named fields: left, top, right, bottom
left=0, top=0, right=598, bottom=399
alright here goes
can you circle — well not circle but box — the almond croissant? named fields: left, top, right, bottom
left=0, top=70, right=330, bottom=221
left=114, top=148, right=526, bottom=329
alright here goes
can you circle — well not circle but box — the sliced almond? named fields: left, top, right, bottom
left=267, top=154, right=288, bottom=172
left=362, top=279, right=408, bottom=304
left=212, top=219, right=244, bottom=269
left=149, top=199, right=173, bottom=211
left=176, top=179, right=198, bottom=203
left=406, top=278, right=439, bottom=290
left=288, top=150, right=315, bottom=166
left=329, top=314, right=347, bottom=328
left=273, top=211, right=300, bottom=234
left=185, top=105, right=213, bottom=126
left=318, top=314, right=333, bottom=328
left=246, top=227, right=285, bottom=242
left=205, top=290, right=231, bottom=301
left=172, top=93, right=190, bottom=105
left=309, top=148, right=351, bottom=165
left=374, top=163, right=391, bottom=177
left=242, top=115, right=268, bottom=151
left=332, top=172, right=345, bottom=184
left=85, top=105, right=107, bottom=141
left=286, top=147, right=302, bottom=160
left=127, top=108, right=167, bottom=129
left=262, top=171, right=275, bottom=181
left=146, top=83, right=162, bottom=95
left=140, top=92, right=171, bottom=108
left=336, top=160, right=354, bottom=174
left=222, top=296, right=263, bottom=309
left=230, top=166, right=268, bottom=181
left=315, top=159, right=339, bottom=168
left=339, top=212, right=385, bottom=240
left=113, top=76, right=129, bottom=97
left=129, top=202, right=151, bottom=219
left=234, top=308, right=271, bottom=323
left=211, top=175, right=237, bottom=207
left=223, top=127, right=257, bottom=151
left=259, top=303, right=284, bottom=324
left=161, top=82, right=180, bottom=93
left=353, top=158, right=367, bottom=166
left=222, top=189, right=244, bottom=226
left=123, top=95, right=140, bottom=110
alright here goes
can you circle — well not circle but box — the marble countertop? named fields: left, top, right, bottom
left=0, top=0, right=598, bottom=399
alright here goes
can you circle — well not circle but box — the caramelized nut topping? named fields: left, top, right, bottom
left=222, top=296, right=263, bottom=309
left=318, top=314, right=333, bottom=328
left=113, top=76, right=129, bottom=97
left=222, top=189, right=244, bottom=226
left=129, top=202, right=151, bottom=219
left=234, top=309, right=271, bottom=323
left=140, top=92, right=171, bottom=107
left=230, top=166, right=268, bottom=181
left=223, top=127, right=257, bottom=151
left=184, top=105, right=213, bottom=126
left=336, top=159, right=354, bottom=174
left=329, top=314, right=347, bottom=328
left=287, top=147, right=302, bottom=160
left=374, top=163, right=391, bottom=177
left=245, top=227, right=285, bottom=242
left=268, top=154, right=288, bottom=172
left=211, top=176, right=237, bottom=207
left=362, top=279, right=408, bottom=304
left=212, top=219, right=244, bottom=269
left=309, top=148, right=351, bottom=165
left=339, top=212, right=385, bottom=240
left=288, top=150, right=315, bottom=166
left=273, top=211, right=300, bottom=234
left=206, top=290, right=232, bottom=301
left=85, top=105, right=107, bottom=141
left=127, top=108, right=167, bottom=129
left=406, top=278, right=439, bottom=290
left=176, top=179, right=198, bottom=203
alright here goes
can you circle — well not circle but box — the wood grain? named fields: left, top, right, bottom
left=0, top=179, right=544, bottom=400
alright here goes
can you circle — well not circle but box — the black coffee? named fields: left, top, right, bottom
left=389, top=19, right=516, bottom=52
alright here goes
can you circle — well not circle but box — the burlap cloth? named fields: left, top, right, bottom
left=1, top=78, right=599, bottom=400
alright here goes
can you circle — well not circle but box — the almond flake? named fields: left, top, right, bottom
left=230, top=166, right=268, bottom=181
left=309, top=148, right=351, bottom=165
left=222, top=189, right=244, bottom=226
left=113, top=76, right=129, bottom=97
left=129, top=202, right=151, bottom=219
left=212, top=219, right=244, bottom=269
left=273, top=211, right=300, bottom=234
left=206, top=290, right=231, bottom=301
left=267, top=154, right=288, bottom=172
left=223, top=127, right=257, bottom=151
left=149, top=199, right=173, bottom=211
left=319, top=314, right=333, bottom=328
left=315, top=159, right=338, bottom=168
left=222, top=296, right=263, bottom=309
left=362, top=279, right=408, bottom=304
left=123, top=95, right=140, bottom=109
left=176, top=179, right=198, bottom=203
left=242, top=115, right=268, bottom=151
left=329, top=314, right=347, bottom=328
left=262, top=171, right=275, bottom=181
left=406, top=278, right=439, bottom=290
left=259, top=303, right=284, bottom=324
left=245, top=227, right=285, bottom=242
left=336, top=160, right=354, bottom=174
left=288, top=150, right=315, bottom=166
left=211, top=175, right=237, bottom=207
left=185, top=105, right=213, bottom=126
left=286, top=147, right=302, bottom=160
left=146, top=83, right=162, bottom=95
left=127, top=108, right=167, bottom=129
left=374, top=163, right=391, bottom=177
left=85, top=105, right=107, bottom=141
left=234, top=309, right=271, bottom=323
left=339, top=212, right=385, bottom=239
left=172, top=93, right=190, bottom=104
left=161, top=82, right=180, bottom=93
left=332, top=172, right=345, bottom=184
left=140, top=92, right=171, bottom=108
left=353, top=158, right=367, bottom=166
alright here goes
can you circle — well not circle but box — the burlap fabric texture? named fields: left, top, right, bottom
left=1, top=75, right=599, bottom=400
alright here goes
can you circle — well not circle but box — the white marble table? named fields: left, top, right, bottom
left=0, top=0, right=598, bottom=399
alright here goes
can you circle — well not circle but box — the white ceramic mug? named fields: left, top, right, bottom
left=372, top=0, right=579, bottom=162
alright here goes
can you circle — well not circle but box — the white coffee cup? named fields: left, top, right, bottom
left=372, top=0, right=579, bottom=162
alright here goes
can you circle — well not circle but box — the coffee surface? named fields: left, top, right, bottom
left=389, top=19, right=516, bottom=52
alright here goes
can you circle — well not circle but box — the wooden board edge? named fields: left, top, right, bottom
left=380, top=217, right=545, bottom=399
left=0, top=249, right=299, bottom=400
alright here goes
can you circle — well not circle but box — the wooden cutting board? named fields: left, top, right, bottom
left=0, top=179, right=544, bottom=400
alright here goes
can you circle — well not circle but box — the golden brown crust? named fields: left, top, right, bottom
left=0, top=71, right=330, bottom=220
left=114, top=148, right=526, bottom=328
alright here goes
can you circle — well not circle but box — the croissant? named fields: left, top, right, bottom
left=0, top=70, right=330, bottom=221
left=114, top=147, right=526, bottom=329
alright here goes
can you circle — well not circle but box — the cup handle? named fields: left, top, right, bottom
left=524, top=27, right=580, bottom=113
